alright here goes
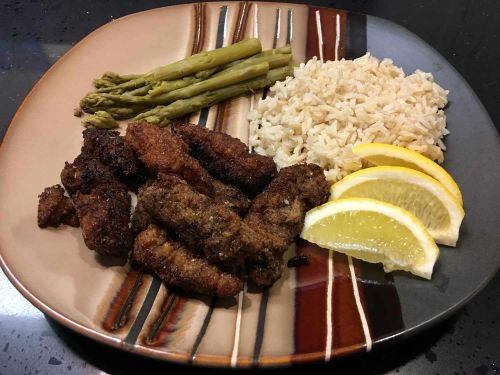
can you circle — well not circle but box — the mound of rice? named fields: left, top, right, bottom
left=248, top=53, right=449, bottom=182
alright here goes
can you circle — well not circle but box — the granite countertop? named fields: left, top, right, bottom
left=1, top=1, right=499, bottom=374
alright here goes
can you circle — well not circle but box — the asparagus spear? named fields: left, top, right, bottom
left=81, top=111, right=119, bottom=129
left=91, top=45, right=285, bottom=95
left=82, top=53, right=289, bottom=111
left=220, top=45, right=292, bottom=70
left=150, top=48, right=291, bottom=94
left=250, top=45, right=292, bottom=58
left=128, top=84, right=152, bottom=96
left=133, top=65, right=293, bottom=126
left=94, top=38, right=260, bottom=95
left=213, top=54, right=291, bottom=77
left=93, top=78, right=116, bottom=89
left=147, top=76, right=203, bottom=97
left=80, top=93, right=115, bottom=111
left=104, top=107, right=147, bottom=120
left=95, top=76, right=147, bottom=94
left=194, top=66, right=221, bottom=79
left=148, top=66, right=222, bottom=97
left=81, top=104, right=148, bottom=120
left=144, top=38, right=262, bottom=82
left=95, top=62, right=269, bottom=107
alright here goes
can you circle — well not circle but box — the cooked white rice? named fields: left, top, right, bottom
left=248, top=53, right=449, bottom=182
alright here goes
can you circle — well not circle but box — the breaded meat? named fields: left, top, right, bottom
left=133, top=225, right=243, bottom=297
left=37, top=184, right=79, bottom=228
left=61, top=157, right=132, bottom=256
left=81, top=128, right=148, bottom=190
left=125, top=122, right=250, bottom=215
left=244, top=164, right=330, bottom=286
left=139, top=174, right=254, bottom=265
left=174, top=123, right=277, bottom=196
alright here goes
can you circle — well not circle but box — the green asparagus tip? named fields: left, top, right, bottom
left=81, top=111, right=119, bottom=129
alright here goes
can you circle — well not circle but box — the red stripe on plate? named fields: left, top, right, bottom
left=331, top=253, right=366, bottom=353
left=294, top=240, right=329, bottom=355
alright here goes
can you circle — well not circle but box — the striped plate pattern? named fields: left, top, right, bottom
left=97, top=2, right=405, bottom=367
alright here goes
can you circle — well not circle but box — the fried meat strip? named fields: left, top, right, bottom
left=133, top=225, right=243, bottom=297
left=37, top=184, right=79, bottom=228
left=245, top=164, right=330, bottom=252
left=124, top=122, right=250, bottom=215
left=61, top=157, right=132, bottom=256
left=174, top=123, right=277, bottom=196
left=81, top=128, right=148, bottom=190
left=140, top=174, right=259, bottom=265
left=244, top=164, right=330, bottom=286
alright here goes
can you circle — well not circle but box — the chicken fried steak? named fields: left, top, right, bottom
left=37, top=184, right=79, bottom=228
left=174, top=123, right=277, bottom=196
left=133, top=225, right=243, bottom=297
left=81, top=128, right=148, bottom=190
left=125, top=122, right=250, bottom=215
left=61, top=157, right=132, bottom=256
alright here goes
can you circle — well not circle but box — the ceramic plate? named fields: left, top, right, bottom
left=1, top=1, right=499, bottom=368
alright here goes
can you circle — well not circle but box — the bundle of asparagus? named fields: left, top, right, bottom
left=79, top=38, right=293, bottom=128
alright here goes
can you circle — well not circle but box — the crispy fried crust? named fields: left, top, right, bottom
left=245, top=163, right=330, bottom=252
left=244, top=164, right=330, bottom=286
left=37, top=184, right=79, bottom=228
left=81, top=128, right=148, bottom=190
left=174, top=123, right=277, bottom=196
left=124, top=122, right=250, bottom=215
left=61, top=155, right=115, bottom=195
left=61, top=158, right=132, bottom=256
left=73, top=183, right=132, bottom=256
left=140, top=174, right=251, bottom=265
left=138, top=165, right=328, bottom=287
left=247, top=257, right=284, bottom=287
left=133, top=225, right=243, bottom=297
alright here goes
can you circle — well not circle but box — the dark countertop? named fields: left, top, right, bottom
left=1, top=1, right=499, bottom=374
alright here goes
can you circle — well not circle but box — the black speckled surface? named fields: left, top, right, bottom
left=1, top=1, right=499, bottom=374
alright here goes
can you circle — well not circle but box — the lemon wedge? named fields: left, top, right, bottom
left=301, top=198, right=439, bottom=279
left=352, top=143, right=463, bottom=205
left=330, top=166, right=464, bottom=246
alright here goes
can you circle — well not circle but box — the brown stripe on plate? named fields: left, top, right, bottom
left=143, top=291, right=189, bottom=347
left=213, top=1, right=252, bottom=134
left=331, top=253, right=367, bottom=354
left=178, top=2, right=207, bottom=126
left=306, top=6, right=346, bottom=61
left=293, top=240, right=329, bottom=356
left=232, top=1, right=252, bottom=44
left=191, top=3, right=206, bottom=55
left=101, top=267, right=145, bottom=332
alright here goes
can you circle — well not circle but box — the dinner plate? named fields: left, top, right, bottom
left=1, top=1, right=499, bottom=368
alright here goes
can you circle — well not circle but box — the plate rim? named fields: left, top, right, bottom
left=1, top=0, right=499, bottom=368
